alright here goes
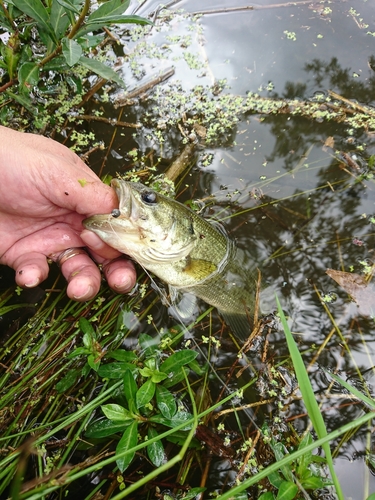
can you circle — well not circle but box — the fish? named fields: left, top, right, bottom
left=83, top=180, right=259, bottom=341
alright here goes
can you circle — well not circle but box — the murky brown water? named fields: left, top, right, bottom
left=2, top=0, right=375, bottom=497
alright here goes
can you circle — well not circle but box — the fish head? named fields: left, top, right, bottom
left=83, top=180, right=197, bottom=265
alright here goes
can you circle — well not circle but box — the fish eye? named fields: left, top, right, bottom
left=141, top=191, right=157, bottom=205
left=111, top=209, right=121, bottom=218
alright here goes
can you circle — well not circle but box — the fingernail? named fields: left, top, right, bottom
left=24, top=279, right=40, bottom=287
left=114, top=277, right=134, bottom=292
left=73, top=286, right=94, bottom=301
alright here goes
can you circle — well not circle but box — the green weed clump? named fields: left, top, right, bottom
left=0, top=0, right=150, bottom=134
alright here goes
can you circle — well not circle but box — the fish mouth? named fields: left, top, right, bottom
left=82, top=179, right=142, bottom=232
left=82, top=213, right=111, bottom=231
left=111, top=179, right=143, bottom=222
left=111, top=179, right=132, bottom=219
left=82, top=179, right=132, bottom=230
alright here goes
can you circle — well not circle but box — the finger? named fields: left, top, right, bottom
left=80, top=229, right=123, bottom=261
left=2, top=223, right=86, bottom=265
left=13, top=252, right=50, bottom=287
left=40, top=170, right=117, bottom=216
left=102, top=257, right=137, bottom=293
left=59, top=252, right=102, bottom=301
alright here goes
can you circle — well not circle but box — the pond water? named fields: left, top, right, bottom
left=118, top=2, right=375, bottom=495
left=1, top=0, right=375, bottom=498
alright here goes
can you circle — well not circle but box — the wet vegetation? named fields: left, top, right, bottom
left=1, top=1, right=375, bottom=499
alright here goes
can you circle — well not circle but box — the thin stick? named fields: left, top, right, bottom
left=73, top=114, right=140, bottom=128
left=192, top=0, right=322, bottom=16
left=114, top=67, right=175, bottom=108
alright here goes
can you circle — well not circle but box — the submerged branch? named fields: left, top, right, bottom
left=244, top=91, right=375, bottom=132
left=192, top=0, right=321, bottom=16
left=113, top=67, right=175, bottom=108
left=73, top=114, right=141, bottom=128
left=164, top=142, right=197, bottom=182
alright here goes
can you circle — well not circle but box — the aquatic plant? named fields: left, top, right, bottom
left=0, top=0, right=150, bottom=132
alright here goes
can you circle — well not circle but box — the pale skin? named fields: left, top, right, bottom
left=0, top=126, right=136, bottom=300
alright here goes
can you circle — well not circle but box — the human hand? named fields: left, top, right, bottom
left=0, top=126, right=136, bottom=301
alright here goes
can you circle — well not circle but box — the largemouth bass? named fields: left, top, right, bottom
left=83, top=180, right=258, bottom=341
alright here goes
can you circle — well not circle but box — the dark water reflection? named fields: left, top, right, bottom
left=2, top=0, right=375, bottom=496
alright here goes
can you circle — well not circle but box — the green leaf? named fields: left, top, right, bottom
left=151, top=371, right=168, bottom=383
left=108, top=349, right=137, bottom=362
left=1, top=44, right=20, bottom=80
left=78, top=55, right=124, bottom=87
left=43, top=55, right=70, bottom=71
left=147, top=426, right=165, bottom=467
left=12, top=0, right=57, bottom=42
left=18, top=62, right=39, bottom=91
left=188, top=358, right=207, bottom=376
left=144, top=357, right=156, bottom=371
left=268, top=471, right=284, bottom=489
left=180, top=488, right=207, bottom=500
left=51, top=0, right=71, bottom=38
left=5, top=90, right=37, bottom=114
left=162, top=369, right=186, bottom=388
left=276, top=481, right=298, bottom=500
left=56, top=0, right=81, bottom=15
left=98, top=362, right=137, bottom=379
left=300, top=475, right=324, bottom=490
left=160, top=350, right=198, bottom=375
left=149, top=411, right=193, bottom=431
left=76, top=34, right=105, bottom=49
left=271, top=442, right=293, bottom=482
left=86, top=0, right=130, bottom=22
left=66, top=346, right=90, bottom=358
left=62, top=37, right=82, bottom=66
left=101, top=403, right=133, bottom=422
left=123, top=369, right=138, bottom=405
left=297, top=433, right=313, bottom=477
left=82, top=332, right=92, bottom=350
left=229, top=493, right=249, bottom=500
left=81, top=362, right=91, bottom=377
left=136, top=379, right=155, bottom=408
left=87, top=353, right=100, bottom=371
left=139, top=366, right=153, bottom=378
left=116, top=421, right=138, bottom=472
left=155, top=385, right=177, bottom=419
left=55, top=369, right=80, bottom=393
left=86, top=14, right=152, bottom=26
left=258, top=493, right=275, bottom=500
left=85, top=418, right=132, bottom=438
left=79, top=317, right=96, bottom=341
left=0, top=13, right=14, bottom=32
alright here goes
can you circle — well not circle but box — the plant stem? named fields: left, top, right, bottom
left=67, top=0, right=91, bottom=40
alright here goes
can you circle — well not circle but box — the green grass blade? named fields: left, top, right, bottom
left=275, top=295, right=343, bottom=500
left=325, top=371, right=375, bottom=410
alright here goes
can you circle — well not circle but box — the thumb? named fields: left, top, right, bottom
left=42, top=169, right=119, bottom=216
left=65, top=179, right=118, bottom=216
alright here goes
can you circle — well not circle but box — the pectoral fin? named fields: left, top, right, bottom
left=183, top=257, right=216, bottom=280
